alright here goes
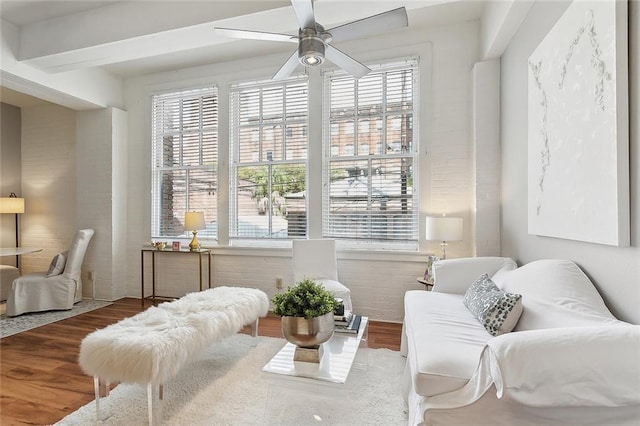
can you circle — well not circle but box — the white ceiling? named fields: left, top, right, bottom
left=0, top=0, right=490, bottom=108
left=1, top=0, right=485, bottom=77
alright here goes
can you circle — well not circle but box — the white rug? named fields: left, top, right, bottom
left=57, top=334, right=408, bottom=425
left=0, top=299, right=112, bottom=338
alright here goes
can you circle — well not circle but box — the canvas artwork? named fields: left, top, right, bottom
left=527, top=0, right=629, bottom=246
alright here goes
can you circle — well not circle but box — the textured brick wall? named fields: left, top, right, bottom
left=138, top=248, right=427, bottom=322
left=124, top=20, right=486, bottom=322
left=20, top=104, right=77, bottom=273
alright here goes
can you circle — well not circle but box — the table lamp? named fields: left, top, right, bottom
left=425, top=215, right=463, bottom=259
left=184, top=211, right=206, bottom=251
left=0, top=193, right=26, bottom=267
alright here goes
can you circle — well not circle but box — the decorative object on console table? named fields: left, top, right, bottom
left=425, top=215, right=463, bottom=259
left=151, top=241, right=167, bottom=251
left=272, top=278, right=338, bottom=363
left=184, top=211, right=206, bottom=251
left=0, top=192, right=25, bottom=267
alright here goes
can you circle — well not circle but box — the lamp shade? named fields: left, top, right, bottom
left=425, top=216, right=463, bottom=242
left=184, top=211, right=206, bottom=231
left=0, top=197, right=25, bottom=214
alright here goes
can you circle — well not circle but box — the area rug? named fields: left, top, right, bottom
left=56, top=334, right=407, bottom=425
left=0, top=299, right=112, bottom=338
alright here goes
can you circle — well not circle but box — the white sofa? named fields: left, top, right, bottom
left=401, top=257, right=640, bottom=426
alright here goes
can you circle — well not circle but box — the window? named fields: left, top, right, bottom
left=323, top=60, right=418, bottom=244
left=152, top=87, right=218, bottom=239
left=230, top=77, right=308, bottom=239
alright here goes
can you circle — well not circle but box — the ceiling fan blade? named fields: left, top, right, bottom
left=291, top=0, right=316, bottom=30
left=325, top=44, right=371, bottom=79
left=215, top=27, right=297, bottom=43
left=273, top=50, right=300, bottom=80
left=328, top=7, right=408, bottom=43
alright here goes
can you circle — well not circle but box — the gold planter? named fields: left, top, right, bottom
left=281, top=312, right=335, bottom=349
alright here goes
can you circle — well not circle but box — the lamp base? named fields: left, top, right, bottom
left=189, top=231, right=200, bottom=252
left=440, top=242, right=448, bottom=260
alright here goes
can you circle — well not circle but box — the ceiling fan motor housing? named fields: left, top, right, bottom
left=298, top=28, right=325, bottom=66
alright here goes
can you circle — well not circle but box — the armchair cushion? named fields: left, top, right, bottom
left=463, top=274, right=522, bottom=336
left=46, top=251, right=68, bottom=277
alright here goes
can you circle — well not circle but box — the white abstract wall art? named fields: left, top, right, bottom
left=527, top=0, right=629, bottom=246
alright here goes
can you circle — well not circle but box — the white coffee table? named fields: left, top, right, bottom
left=262, top=316, right=369, bottom=384
left=262, top=317, right=369, bottom=424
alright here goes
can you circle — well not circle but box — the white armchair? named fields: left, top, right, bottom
left=1, top=265, right=20, bottom=301
left=292, top=239, right=352, bottom=311
left=6, top=229, right=94, bottom=317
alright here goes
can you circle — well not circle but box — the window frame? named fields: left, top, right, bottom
left=229, top=76, right=309, bottom=241
left=151, top=86, right=218, bottom=240
left=322, top=59, right=420, bottom=249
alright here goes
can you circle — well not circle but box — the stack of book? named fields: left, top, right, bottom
left=334, top=309, right=362, bottom=334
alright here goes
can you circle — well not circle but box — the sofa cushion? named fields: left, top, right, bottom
left=463, top=274, right=523, bottom=336
left=432, top=257, right=517, bottom=295
left=404, top=290, right=492, bottom=397
left=493, top=259, right=619, bottom=331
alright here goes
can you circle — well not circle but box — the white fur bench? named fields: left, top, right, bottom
left=78, top=286, right=269, bottom=424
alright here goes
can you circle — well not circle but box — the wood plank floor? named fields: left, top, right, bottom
left=0, top=298, right=402, bottom=425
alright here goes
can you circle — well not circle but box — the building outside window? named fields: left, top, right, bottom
left=230, top=77, right=308, bottom=239
left=151, top=87, right=218, bottom=239
left=323, top=60, right=419, bottom=245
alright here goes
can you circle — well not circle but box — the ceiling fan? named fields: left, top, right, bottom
left=214, top=0, right=408, bottom=80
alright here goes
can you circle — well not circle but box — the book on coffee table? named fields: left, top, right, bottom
left=334, top=309, right=353, bottom=326
left=335, top=314, right=361, bottom=334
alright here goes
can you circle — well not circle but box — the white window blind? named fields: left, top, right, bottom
left=151, top=87, right=218, bottom=239
left=230, top=78, right=308, bottom=239
left=323, top=60, right=418, bottom=243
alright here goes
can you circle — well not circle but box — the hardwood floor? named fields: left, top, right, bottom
left=0, top=298, right=402, bottom=425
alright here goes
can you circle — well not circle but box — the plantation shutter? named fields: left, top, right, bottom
left=230, top=77, right=308, bottom=239
left=151, top=87, right=218, bottom=239
left=323, top=60, right=418, bottom=243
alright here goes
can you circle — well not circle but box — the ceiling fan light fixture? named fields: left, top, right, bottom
left=298, top=30, right=325, bottom=66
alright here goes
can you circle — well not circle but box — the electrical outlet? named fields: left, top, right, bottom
left=88, top=271, right=95, bottom=281
left=275, top=277, right=283, bottom=289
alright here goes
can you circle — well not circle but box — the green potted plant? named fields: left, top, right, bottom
left=272, top=279, right=337, bottom=359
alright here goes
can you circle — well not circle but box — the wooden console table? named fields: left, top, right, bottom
left=141, top=248, right=211, bottom=306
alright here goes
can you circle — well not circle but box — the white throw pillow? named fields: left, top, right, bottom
left=46, top=251, right=68, bottom=277
left=463, top=273, right=523, bottom=336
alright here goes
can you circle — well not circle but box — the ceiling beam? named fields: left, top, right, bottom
left=480, top=0, right=534, bottom=60
left=18, top=1, right=292, bottom=72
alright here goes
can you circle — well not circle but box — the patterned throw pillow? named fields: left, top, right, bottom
left=46, top=251, right=68, bottom=277
left=463, top=273, right=523, bottom=336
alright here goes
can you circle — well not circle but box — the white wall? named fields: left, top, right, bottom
left=472, top=60, right=501, bottom=256
left=20, top=104, right=77, bottom=272
left=500, top=1, right=640, bottom=324
left=76, top=107, right=128, bottom=300
left=0, top=102, right=21, bottom=265
left=125, top=20, right=483, bottom=322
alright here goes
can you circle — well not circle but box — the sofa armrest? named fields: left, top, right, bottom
left=485, top=324, right=640, bottom=407
left=432, top=257, right=516, bottom=294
